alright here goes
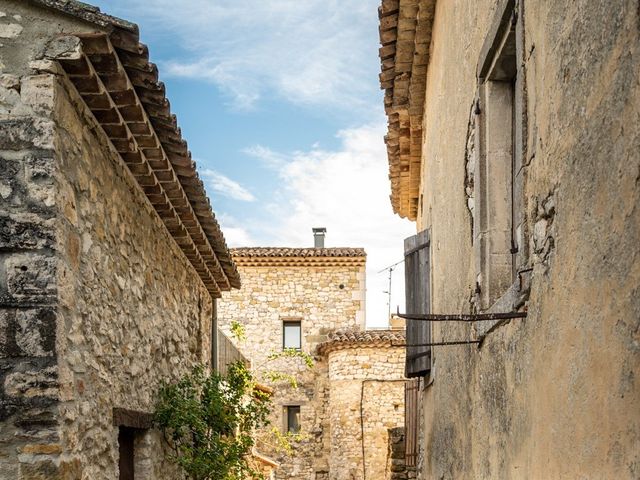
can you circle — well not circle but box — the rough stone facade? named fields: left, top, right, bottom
left=321, top=339, right=406, bottom=480
left=379, top=0, right=640, bottom=478
left=219, top=250, right=408, bottom=480
left=0, top=1, right=237, bottom=478
left=218, top=248, right=367, bottom=479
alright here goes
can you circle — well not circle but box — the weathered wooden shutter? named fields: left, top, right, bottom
left=404, top=378, right=419, bottom=467
left=404, top=229, right=431, bottom=377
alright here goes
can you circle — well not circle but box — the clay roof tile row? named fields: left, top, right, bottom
left=316, top=329, right=406, bottom=355
left=231, top=247, right=366, bottom=258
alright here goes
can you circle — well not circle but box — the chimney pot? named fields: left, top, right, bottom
left=312, top=227, right=327, bottom=248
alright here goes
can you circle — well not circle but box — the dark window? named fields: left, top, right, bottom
left=404, top=229, right=431, bottom=377
left=286, top=405, right=301, bottom=433
left=283, top=320, right=301, bottom=350
left=118, top=427, right=136, bottom=480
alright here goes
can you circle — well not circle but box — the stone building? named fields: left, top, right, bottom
left=317, top=330, right=406, bottom=480
left=378, top=0, right=640, bottom=479
left=0, top=1, right=241, bottom=478
left=218, top=239, right=408, bottom=480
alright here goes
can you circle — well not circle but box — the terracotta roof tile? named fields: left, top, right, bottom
left=317, top=329, right=406, bottom=355
left=231, top=247, right=366, bottom=267
left=231, top=247, right=366, bottom=258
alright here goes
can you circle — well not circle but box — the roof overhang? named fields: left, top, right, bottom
left=42, top=31, right=241, bottom=296
left=379, top=0, right=436, bottom=221
left=317, top=329, right=406, bottom=355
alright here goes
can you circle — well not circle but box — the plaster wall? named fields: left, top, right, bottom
left=415, top=0, right=640, bottom=478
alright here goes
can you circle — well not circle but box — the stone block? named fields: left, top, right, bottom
left=15, top=308, right=56, bottom=357
left=13, top=406, right=59, bottom=432
left=0, top=153, right=22, bottom=204
left=4, top=253, right=56, bottom=300
left=20, top=75, right=56, bottom=115
left=4, top=365, right=58, bottom=399
left=19, top=460, right=61, bottom=480
left=0, top=214, right=55, bottom=250
left=0, top=118, right=55, bottom=151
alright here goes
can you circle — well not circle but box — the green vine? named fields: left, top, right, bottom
left=154, top=362, right=271, bottom=480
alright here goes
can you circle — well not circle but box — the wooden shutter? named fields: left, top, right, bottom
left=404, top=379, right=419, bottom=467
left=404, top=229, right=431, bottom=377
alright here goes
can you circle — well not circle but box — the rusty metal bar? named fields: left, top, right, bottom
left=397, top=311, right=527, bottom=322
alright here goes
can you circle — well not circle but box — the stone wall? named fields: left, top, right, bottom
left=0, top=2, right=215, bottom=477
left=218, top=261, right=366, bottom=479
left=406, top=0, right=640, bottom=478
left=326, top=345, right=405, bottom=480
left=386, top=427, right=416, bottom=480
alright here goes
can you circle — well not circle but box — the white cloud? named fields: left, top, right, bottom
left=216, top=214, right=257, bottom=247
left=241, top=145, right=287, bottom=169
left=111, top=0, right=381, bottom=112
left=242, top=123, right=416, bottom=327
left=201, top=169, right=255, bottom=202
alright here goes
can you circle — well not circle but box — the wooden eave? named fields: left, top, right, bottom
left=44, top=33, right=241, bottom=296
left=379, top=0, right=436, bottom=220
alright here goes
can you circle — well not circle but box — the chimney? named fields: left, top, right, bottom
left=312, top=227, right=327, bottom=248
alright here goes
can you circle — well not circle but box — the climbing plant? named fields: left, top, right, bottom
left=155, top=322, right=315, bottom=479
left=154, top=362, right=271, bottom=480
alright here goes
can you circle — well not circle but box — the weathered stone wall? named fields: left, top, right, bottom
left=386, top=427, right=416, bottom=480
left=1, top=2, right=214, bottom=477
left=218, top=262, right=366, bottom=479
left=326, top=345, right=405, bottom=480
left=413, top=0, right=640, bottom=478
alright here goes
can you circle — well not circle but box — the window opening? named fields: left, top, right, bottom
left=285, top=405, right=301, bottom=433
left=283, top=320, right=301, bottom=350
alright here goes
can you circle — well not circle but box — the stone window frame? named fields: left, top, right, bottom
left=282, top=318, right=302, bottom=351
left=474, top=0, right=529, bottom=322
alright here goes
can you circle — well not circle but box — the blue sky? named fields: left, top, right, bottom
left=94, top=0, right=415, bottom=326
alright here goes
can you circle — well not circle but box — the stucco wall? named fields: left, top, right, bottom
left=1, top=3, right=214, bottom=477
left=414, top=0, right=640, bottom=478
left=218, top=262, right=366, bottom=479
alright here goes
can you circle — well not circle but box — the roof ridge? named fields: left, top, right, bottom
left=28, top=0, right=138, bottom=33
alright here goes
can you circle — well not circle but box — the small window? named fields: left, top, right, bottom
left=285, top=405, right=301, bottom=433
left=283, top=320, right=301, bottom=350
